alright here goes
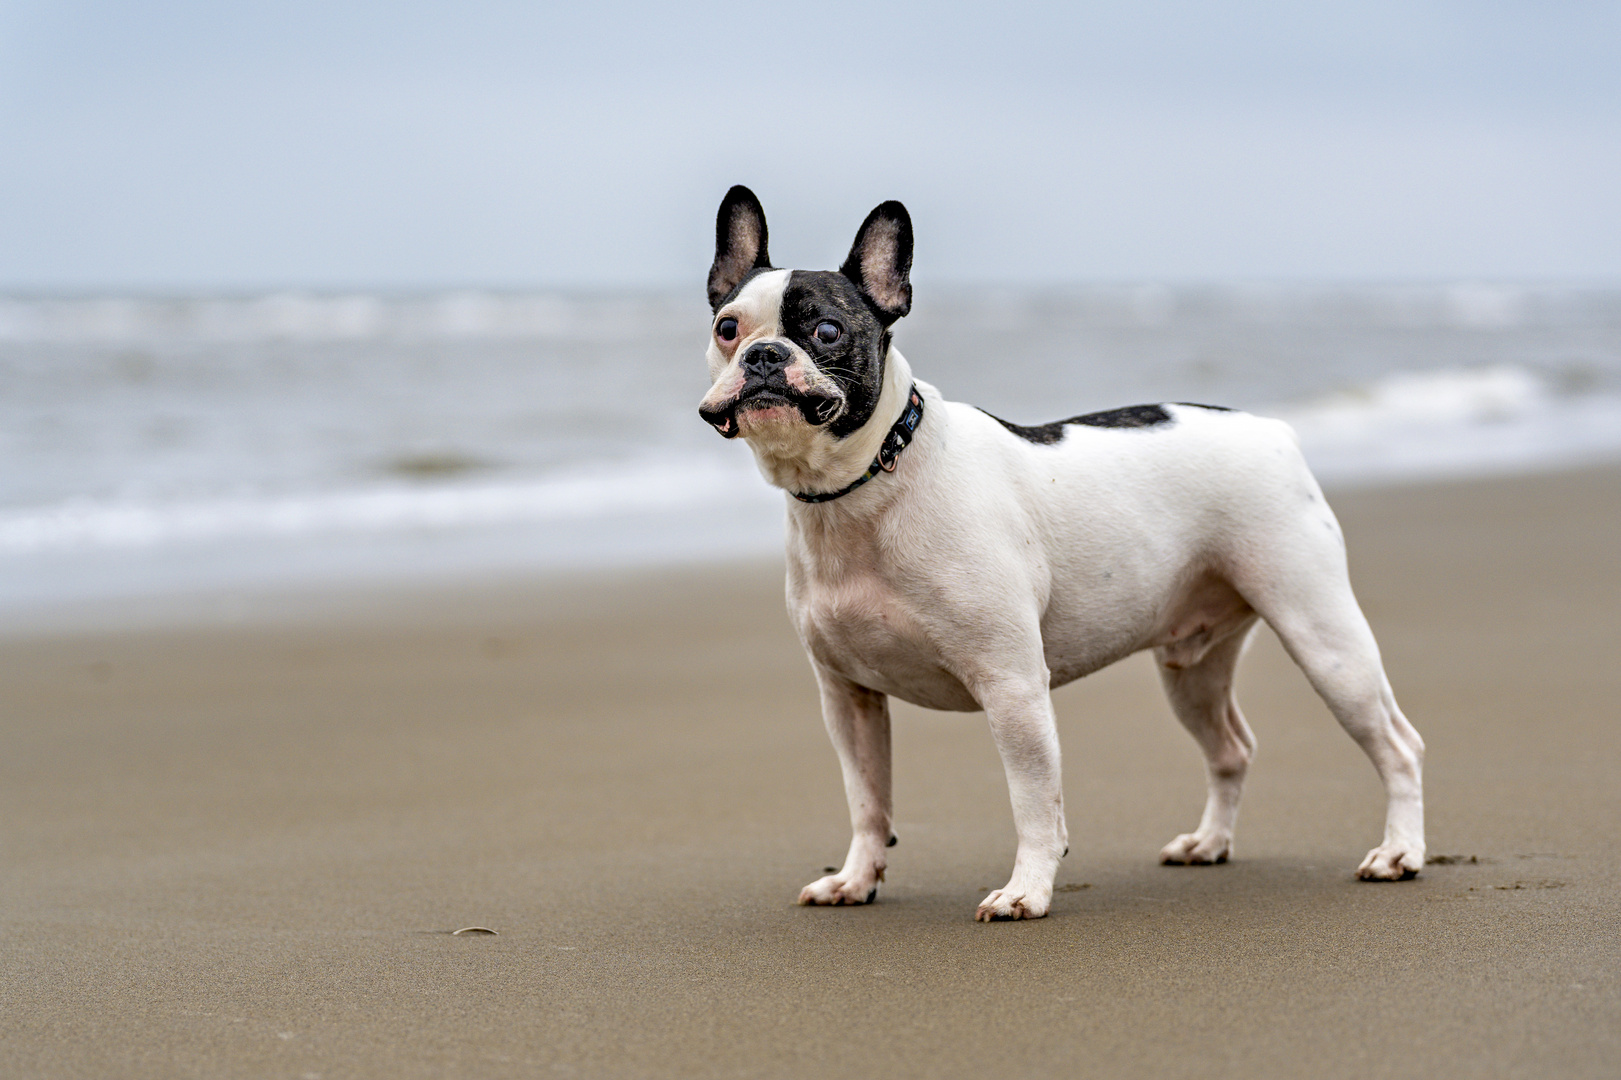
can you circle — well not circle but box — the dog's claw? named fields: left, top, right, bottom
left=974, top=887, right=1050, bottom=922
left=1159, top=831, right=1232, bottom=865
left=799, top=870, right=881, bottom=907
left=1357, top=841, right=1424, bottom=881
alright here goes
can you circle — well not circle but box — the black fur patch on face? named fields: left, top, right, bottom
left=780, top=270, right=891, bottom=438
left=981, top=403, right=1188, bottom=445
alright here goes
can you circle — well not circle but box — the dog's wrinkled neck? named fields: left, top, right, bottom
left=744, top=348, right=915, bottom=496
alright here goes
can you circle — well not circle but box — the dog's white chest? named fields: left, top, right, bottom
left=789, top=566, right=980, bottom=712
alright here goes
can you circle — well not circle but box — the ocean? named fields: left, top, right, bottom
left=4, top=284, right=1619, bottom=619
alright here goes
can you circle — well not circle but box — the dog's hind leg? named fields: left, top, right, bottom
left=1156, top=618, right=1260, bottom=866
left=1243, top=531, right=1426, bottom=880
left=798, top=667, right=893, bottom=906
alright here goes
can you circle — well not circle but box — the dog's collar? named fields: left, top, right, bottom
left=792, top=385, right=925, bottom=504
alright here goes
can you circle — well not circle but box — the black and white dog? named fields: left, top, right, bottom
left=699, top=186, right=1425, bottom=921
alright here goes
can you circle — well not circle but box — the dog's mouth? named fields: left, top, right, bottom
left=700, top=379, right=843, bottom=439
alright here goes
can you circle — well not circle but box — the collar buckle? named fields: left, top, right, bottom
left=878, top=433, right=904, bottom=472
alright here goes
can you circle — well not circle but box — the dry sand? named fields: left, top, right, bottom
left=3, top=467, right=1619, bottom=1079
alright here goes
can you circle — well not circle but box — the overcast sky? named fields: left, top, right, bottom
left=1, top=1, right=1618, bottom=290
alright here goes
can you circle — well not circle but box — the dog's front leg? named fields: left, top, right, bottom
left=798, top=667, right=892, bottom=906
left=975, top=677, right=1068, bottom=921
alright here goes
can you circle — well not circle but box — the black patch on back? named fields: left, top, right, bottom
left=780, top=270, right=891, bottom=438
left=1072, top=404, right=1174, bottom=428
left=979, top=402, right=1230, bottom=445
left=982, top=404, right=1171, bottom=444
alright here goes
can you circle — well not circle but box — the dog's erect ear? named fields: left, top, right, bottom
left=839, top=201, right=913, bottom=325
left=708, top=186, right=772, bottom=311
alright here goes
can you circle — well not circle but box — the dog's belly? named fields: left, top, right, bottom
left=796, top=569, right=1253, bottom=709
left=1041, top=630, right=1148, bottom=688
left=1040, top=567, right=1257, bottom=685
left=793, top=585, right=981, bottom=712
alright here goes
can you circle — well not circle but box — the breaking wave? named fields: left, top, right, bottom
left=1279, top=365, right=1621, bottom=485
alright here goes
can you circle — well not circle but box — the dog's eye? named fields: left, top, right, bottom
left=814, top=321, right=841, bottom=345
left=716, top=317, right=739, bottom=342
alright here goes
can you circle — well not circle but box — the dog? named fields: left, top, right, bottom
left=698, top=185, right=1426, bottom=921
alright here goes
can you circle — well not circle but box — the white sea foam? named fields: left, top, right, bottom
left=1280, top=365, right=1621, bottom=485
left=0, top=292, right=688, bottom=344
left=0, top=454, right=773, bottom=556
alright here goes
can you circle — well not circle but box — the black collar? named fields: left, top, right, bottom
left=792, top=385, right=925, bottom=504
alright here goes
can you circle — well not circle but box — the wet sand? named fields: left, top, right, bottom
left=3, top=467, right=1619, bottom=1078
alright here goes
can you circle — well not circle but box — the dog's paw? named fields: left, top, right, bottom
left=798, top=871, right=880, bottom=906
left=1357, top=842, right=1424, bottom=881
left=974, top=885, right=1050, bottom=922
left=1159, top=831, right=1231, bottom=865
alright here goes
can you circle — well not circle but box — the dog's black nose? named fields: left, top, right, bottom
left=741, top=342, right=789, bottom=376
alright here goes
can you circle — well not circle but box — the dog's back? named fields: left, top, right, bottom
left=912, top=397, right=1328, bottom=677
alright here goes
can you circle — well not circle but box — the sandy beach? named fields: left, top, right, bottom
left=3, top=466, right=1619, bottom=1079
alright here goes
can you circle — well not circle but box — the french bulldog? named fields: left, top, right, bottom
left=699, top=185, right=1425, bottom=921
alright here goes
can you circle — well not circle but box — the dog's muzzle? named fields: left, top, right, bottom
left=699, top=343, right=843, bottom=438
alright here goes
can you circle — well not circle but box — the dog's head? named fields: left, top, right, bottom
left=699, top=186, right=912, bottom=454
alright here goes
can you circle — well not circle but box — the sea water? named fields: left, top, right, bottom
left=3, top=284, right=1619, bottom=617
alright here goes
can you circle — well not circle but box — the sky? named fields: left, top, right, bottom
left=1, top=1, right=1618, bottom=290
